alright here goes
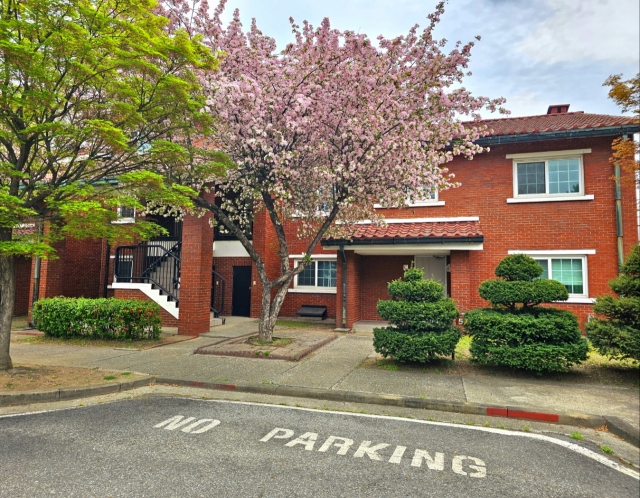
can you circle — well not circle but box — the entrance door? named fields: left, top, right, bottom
left=414, top=256, right=447, bottom=295
left=232, top=266, right=252, bottom=316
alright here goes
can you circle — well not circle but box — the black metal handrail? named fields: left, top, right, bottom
left=211, top=269, right=226, bottom=318
left=114, top=241, right=181, bottom=305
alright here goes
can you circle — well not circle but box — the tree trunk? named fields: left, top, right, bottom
left=0, top=252, right=15, bottom=371
left=257, top=280, right=292, bottom=342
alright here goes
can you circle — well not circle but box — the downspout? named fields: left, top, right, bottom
left=29, top=218, right=43, bottom=327
left=614, top=134, right=626, bottom=269
left=340, top=245, right=347, bottom=329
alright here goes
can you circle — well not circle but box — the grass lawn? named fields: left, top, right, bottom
left=363, top=335, right=640, bottom=387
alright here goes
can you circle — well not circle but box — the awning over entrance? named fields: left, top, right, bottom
left=321, top=217, right=484, bottom=255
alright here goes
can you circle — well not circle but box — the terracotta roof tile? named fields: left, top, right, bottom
left=332, top=220, right=483, bottom=242
left=470, top=112, right=638, bottom=137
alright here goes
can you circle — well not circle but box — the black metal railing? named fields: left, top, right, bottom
left=211, top=270, right=226, bottom=318
left=114, top=241, right=181, bottom=305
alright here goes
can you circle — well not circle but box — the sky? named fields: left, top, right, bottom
left=218, top=0, right=639, bottom=118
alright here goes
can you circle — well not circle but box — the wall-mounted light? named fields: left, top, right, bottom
left=403, top=264, right=409, bottom=270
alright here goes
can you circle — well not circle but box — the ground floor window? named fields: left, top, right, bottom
left=534, top=257, right=585, bottom=295
left=508, top=251, right=591, bottom=300
left=291, top=257, right=337, bottom=293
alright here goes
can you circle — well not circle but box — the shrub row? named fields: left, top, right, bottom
left=32, top=297, right=162, bottom=340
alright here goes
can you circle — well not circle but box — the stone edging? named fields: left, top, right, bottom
left=1, top=376, right=638, bottom=448
left=193, top=334, right=339, bottom=361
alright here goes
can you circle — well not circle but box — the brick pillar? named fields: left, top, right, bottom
left=178, top=192, right=214, bottom=335
left=449, top=251, right=471, bottom=314
left=345, top=251, right=362, bottom=328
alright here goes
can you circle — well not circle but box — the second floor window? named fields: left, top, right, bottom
left=517, top=158, right=582, bottom=196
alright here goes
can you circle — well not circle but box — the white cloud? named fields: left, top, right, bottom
left=518, top=0, right=639, bottom=64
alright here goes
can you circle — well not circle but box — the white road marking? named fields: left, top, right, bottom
left=1, top=397, right=638, bottom=480
left=153, top=415, right=220, bottom=433
left=285, top=432, right=318, bottom=450
left=452, top=456, right=487, bottom=478
left=389, top=445, right=406, bottom=464
left=353, top=441, right=390, bottom=461
left=412, top=449, right=444, bottom=470
left=211, top=399, right=640, bottom=481
left=318, top=436, right=354, bottom=455
left=260, top=428, right=294, bottom=442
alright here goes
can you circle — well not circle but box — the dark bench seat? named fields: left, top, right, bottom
left=296, top=305, right=328, bottom=321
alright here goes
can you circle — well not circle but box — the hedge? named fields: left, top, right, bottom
left=32, top=297, right=162, bottom=340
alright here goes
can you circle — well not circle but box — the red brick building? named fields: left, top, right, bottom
left=13, top=106, right=640, bottom=334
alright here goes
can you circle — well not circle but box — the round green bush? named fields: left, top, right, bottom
left=373, top=268, right=461, bottom=362
left=495, top=254, right=544, bottom=281
left=467, top=254, right=587, bottom=373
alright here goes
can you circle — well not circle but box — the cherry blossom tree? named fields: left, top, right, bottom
left=158, top=0, right=507, bottom=341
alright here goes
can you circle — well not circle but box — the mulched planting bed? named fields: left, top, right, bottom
left=1, top=365, right=149, bottom=393
left=195, top=329, right=339, bottom=361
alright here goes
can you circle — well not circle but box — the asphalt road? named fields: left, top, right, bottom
left=0, top=397, right=637, bottom=498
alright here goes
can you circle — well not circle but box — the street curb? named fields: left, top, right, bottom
left=2, top=377, right=636, bottom=448
left=603, top=416, right=640, bottom=447
left=0, top=377, right=153, bottom=408
left=151, top=377, right=636, bottom=444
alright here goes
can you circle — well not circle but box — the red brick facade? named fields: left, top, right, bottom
left=13, top=257, right=32, bottom=316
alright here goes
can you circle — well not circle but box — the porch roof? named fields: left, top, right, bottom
left=321, top=217, right=484, bottom=250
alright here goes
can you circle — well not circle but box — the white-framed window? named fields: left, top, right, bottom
left=375, top=185, right=445, bottom=208
left=408, top=185, right=443, bottom=206
left=508, top=249, right=595, bottom=303
left=112, top=206, right=135, bottom=224
left=507, top=149, right=594, bottom=203
left=289, top=255, right=337, bottom=294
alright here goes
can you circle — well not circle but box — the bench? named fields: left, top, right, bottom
left=296, top=305, right=328, bottom=321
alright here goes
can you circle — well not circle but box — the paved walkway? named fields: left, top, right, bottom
left=8, top=319, right=640, bottom=430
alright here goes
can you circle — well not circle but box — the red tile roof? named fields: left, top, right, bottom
left=473, top=112, right=638, bottom=137
left=336, top=220, right=483, bottom=242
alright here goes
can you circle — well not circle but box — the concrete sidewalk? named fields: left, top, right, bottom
left=8, top=321, right=640, bottom=433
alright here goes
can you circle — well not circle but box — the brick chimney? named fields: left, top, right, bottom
left=547, top=104, right=570, bottom=114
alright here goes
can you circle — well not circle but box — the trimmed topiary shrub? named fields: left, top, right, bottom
left=465, top=254, right=588, bottom=373
left=586, top=245, right=640, bottom=362
left=373, top=267, right=461, bottom=362
left=32, top=297, right=161, bottom=340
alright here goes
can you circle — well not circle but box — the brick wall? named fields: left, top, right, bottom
left=112, top=288, right=179, bottom=327
left=13, top=257, right=32, bottom=316
left=359, top=255, right=413, bottom=321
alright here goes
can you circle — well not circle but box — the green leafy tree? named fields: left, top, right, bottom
left=465, top=254, right=588, bottom=373
left=586, top=245, right=640, bottom=362
left=0, top=0, right=218, bottom=370
left=373, top=267, right=461, bottom=363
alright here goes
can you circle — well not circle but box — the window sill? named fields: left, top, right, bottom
left=507, top=195, right=594, bottom=204
left=111, top=218, right=135, bottom=224
left=557, top=297, right=595, bottom=304
left=288, top=288, right=337, bottom=294
left=374, top=201, right=445, bottom=209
